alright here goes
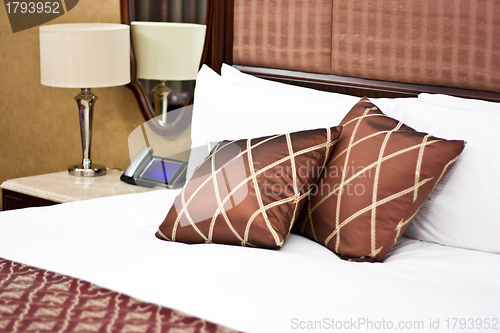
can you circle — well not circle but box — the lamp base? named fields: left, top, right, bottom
left=152, top=80, right=171, bottom=127
left=69, top=164, right=106, bottom=177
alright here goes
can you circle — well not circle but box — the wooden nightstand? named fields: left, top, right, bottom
left=1, top=170, right=159, bottom=211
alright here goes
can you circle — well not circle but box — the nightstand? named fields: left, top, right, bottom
left=1, top=170, right=159, bottom=211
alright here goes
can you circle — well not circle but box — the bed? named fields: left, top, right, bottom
left=1, top=1, right=500, bottom=332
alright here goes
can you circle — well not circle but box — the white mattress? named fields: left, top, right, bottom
left=0, top=190, right=499, bottom=333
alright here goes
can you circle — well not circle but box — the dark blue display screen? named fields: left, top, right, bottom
left=140, top=158, right=182, bottom=183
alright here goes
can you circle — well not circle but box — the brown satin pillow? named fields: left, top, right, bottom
left=295, top=98, right=466, bottom=262
left=157, top=127, right=342, bottom=249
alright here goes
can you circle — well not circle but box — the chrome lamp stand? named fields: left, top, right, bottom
left=69, top=88, right=106, bottom=177
left=152, top=80, right=171, bottom=127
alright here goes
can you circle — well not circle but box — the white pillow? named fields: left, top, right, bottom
left=221, top=64, right=347, bottom=98
left=220, top=63, right=399, bottom=123
left=418, top=93, right=500, bottom=112
left=383, top=96, right=500, bottom=254
left=193, top=65, right=360, bottom=142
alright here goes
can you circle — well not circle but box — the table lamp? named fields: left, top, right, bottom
left=39, top=23, right=131, bottom=177
left=130, top=22, right=206, bottom=126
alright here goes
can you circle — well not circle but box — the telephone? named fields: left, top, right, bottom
left=120, top=146, right=188, bottom=189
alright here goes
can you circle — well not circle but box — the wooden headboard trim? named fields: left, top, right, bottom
left=235, top=65, right=500, bottom=102
left=206, top=0, right=234, bottom=74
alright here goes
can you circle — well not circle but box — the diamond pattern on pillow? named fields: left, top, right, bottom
left=295, top=98, right=466, bottom=262
left=157, top=127, right=342, bottom=249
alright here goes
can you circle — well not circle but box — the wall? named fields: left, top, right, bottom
left=0, top=0, right=146, bottom=209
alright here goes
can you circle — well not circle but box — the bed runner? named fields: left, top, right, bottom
left=0, top=258, right=237, bottom=333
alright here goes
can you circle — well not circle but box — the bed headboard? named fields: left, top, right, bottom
left=205, top=0, right=500, bottom=102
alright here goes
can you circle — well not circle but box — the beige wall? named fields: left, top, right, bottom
left=0, top=0, right=147, bottom=208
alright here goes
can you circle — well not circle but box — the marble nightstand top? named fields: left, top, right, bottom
left=1, top=170, right=159, bottom=203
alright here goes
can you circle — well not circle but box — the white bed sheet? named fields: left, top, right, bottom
left=0, top=190, right=499, bottom=333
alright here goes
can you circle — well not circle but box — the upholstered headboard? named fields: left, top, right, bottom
left=205, top=0, right=500, bottom=102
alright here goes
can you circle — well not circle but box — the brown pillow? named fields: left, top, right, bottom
left=157, top=127, right=342, bottom=249
left=295, top=98, right=466, bottom=262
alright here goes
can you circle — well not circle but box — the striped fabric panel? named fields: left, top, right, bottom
left=331, top=0, right=499, bottom=93
left=233, top=0, right=333, bottom=74
left=233, top=0, right=499, bottom=93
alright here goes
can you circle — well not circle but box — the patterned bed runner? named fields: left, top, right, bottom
left=0, top=258, right=237, bottom=333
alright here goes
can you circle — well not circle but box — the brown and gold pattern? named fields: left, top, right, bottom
left=157, top=127, right=342, bottom=249
left=0, top=257, right=237, bottom=333
left=295, top=98, right=465, bottom=262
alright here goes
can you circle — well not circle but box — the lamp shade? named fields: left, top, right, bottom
left=131, top=22, right=206, bottom=81
left=40, top=23, right=131, bottom=88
